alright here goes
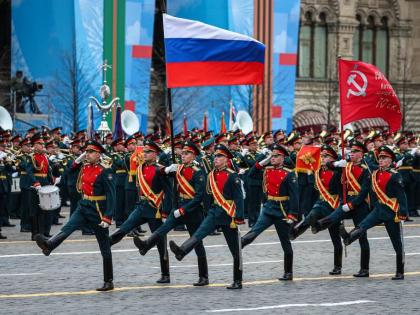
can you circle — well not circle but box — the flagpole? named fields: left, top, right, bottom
left=167, top=88, right=176, bottom=164
left=337, top=56, right=347, bottom=204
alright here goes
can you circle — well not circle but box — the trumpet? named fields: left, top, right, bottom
left=100, top=154, right=113, bottom=168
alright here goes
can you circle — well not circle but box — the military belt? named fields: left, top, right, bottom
left=0, top=175, right=7, bottom=179
left=348, top=191, right=359, bottom=196
left=116, top=170, right=127, bottom=174
left=20, top=171, right=27, bottom=175
left=83, top=195, right=106, bottom=201
left=267, top=195, right=289, bottom=201
left=34, top=173, right=48, bottom=177
left=413, top=169, right=420, bottom=173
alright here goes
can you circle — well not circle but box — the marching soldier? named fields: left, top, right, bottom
left=109, top=140, right=171, bottom=284
left=313, top=140, right=372, bottom=277
left=340, top=146, right=408, bottom=280
left=34, top=140, right=116, bottom=290
left=290, top=145, right=344, bottom=275
left=241, top=144, right=298, bottom=280
left=133, top=141, right=209, bottom=286
left=169, top=144, right=245, bottom=289
left=0, top=139, right=13, bottom=239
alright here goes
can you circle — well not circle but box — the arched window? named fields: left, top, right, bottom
left=298, top=11, right=328, bottom=78
left=353, top=14, right=389, bottom=74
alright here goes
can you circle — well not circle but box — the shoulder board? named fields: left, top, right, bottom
left=226, top=168, right=235, bottom=173
left=390, top=169, right=398, bottom=174
left=99, top=163, right=109, bottom=169
left=265, top=166, right=274, bottom=169
left=192, top=165, right=200, bottom=172
left=283, top=167, right=292, bottom=172
left=361, top=164, right=367, bottom=169
left=156, top=163, right=165, bottom=169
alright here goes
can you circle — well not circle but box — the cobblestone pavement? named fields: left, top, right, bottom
left=1, top=208, right=420, bottom=314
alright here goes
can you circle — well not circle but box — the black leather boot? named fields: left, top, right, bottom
left=193, top=256, right=209, bottom=286
left=96, top=257, right=114, bottom=291
left=169, top=237, right=199, bottom=261
left=329, top=247, right=342, bottom=275
left=279, top=252, right=293, bottom=280
left=226, top=258, right=242, bottom=289
left=289, top=222, right=309, bottom=240
left=133, top=232, right=161, bottom=256
left=392, top=253, right=404, bottom=280
left=354, top=249, right=370, bottom=277
left=341, top=227, right=365, bottom=246
left=109, top=229, right=125, bottom=246
left=35, top=232, right=67, bottom=256
left=314, top=217, right=332, bottom=233
left=156, top=253, right=170, bottom=283
left=241, top=231, right=257, bottom=248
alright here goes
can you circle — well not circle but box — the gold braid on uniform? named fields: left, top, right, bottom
left=76, top=166, right=83, bottom=193
left=262, top=168, right=267, bottom=194
left=206, top=175, right=212, bottom=194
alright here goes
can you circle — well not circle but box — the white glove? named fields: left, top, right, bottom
left=34, top=185, right=42, bottom=191
left=260, top=148, right=271, bottom=156
left=192, top=160, right=200, bottom=166
left=75, top=152, right=86, bottom=164
left=173, top=209, right=181, bottom=218
left=342, top=203, right=351, bottom=212
left=12, top=172, right=18, bottom=178
left=98, top=221, right=110, bottom=228
left=164, top=163, right=178, bottom=174
left=54, top=176, right=61, bottom=185
left=0, top=151, right=7, bottom=159
left=238, top=168, right=246, bottom=175
left=57, top=153, right=65, bottom=159
left=333, top=159, right=347, bottom=168
left=259, top=154, right=272, bottom=166
left=241, top=148, right=248, bottom=157
left=285, top=219, right=294, bottom=224
left=395, top=159, right=403, bottom=168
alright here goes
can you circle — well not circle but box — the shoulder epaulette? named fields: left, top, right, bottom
left=100, top=162, right=110, bottom=169
left=283, top=167, right=292, bottom=172
left=390, top=169, right=398, bottom=174
left=227, top=168, right=235, bottom=173
left=361, top=164, right=367, bottom=169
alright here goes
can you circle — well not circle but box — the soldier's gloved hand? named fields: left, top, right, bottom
left=284, top=214, right=297, bottom=224
left=395, top=159, right=403, bottom=168
left=173, top=209, right=182, bottom=218
left=33, top=185, right=42, bottom=192
left=238, top=168, right=246, bottom=175
left=259, top=154, right=272, bottom=166
left=260, top=148, right=271, bottom=156
left=192, top=160, right=200, bottom=166
left=410, top=148, right=418, bottom=156
left=234, top=218, right=245, bottom=225
left=57, top=153, right=65, bottom=159
left=75, top=152, right=86, bottom=164
left=241, top=148, right=248, bottom=156
left=12, top=172, right=18, bottom=178
left=333, top=159, right=347, bottom=168
left=98, top=221, right=110, bottom=228
left=54, top=176, right=61, bottom=185
left=164, top=163, right=178, bottom=174
left=342, top=203, right=351, bottom=212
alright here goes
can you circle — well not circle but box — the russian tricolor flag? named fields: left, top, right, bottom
left=163, top=14, right=265, bottom=88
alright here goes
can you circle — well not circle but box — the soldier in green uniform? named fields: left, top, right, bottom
left=111, top=138, right=127, bottom=227
left=17, top=138, right=33, bottom=233
left=340, top=146, right=408, bottom=280
left=124, top=136, right=139, bottom=217
left=290, top=145, right=344, bottom=275
left=133, top=141, right=209, bottom=286
left=169, top=144, right=245, bottom=289
left=395, top=135, right=417, bottom=218
left=0, top=139, right=14, bottom=239
left=241, top=144, right=299, bottom=280
left=109, top=140, right=172, bottom=283
left=313, top=140, right=372, bottom=277
left=34, top=140, right=116, bottom=290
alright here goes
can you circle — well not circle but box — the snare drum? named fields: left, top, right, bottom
left=38, top=185, right=61, bottom=211
left=11, top=178, right=21, bottom=193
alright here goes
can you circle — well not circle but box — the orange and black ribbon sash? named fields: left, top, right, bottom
left=345, top=162, right=361, bottom=194
left=371, top=170, right=399, bottom=212
left=209, top=170, right=236, bottom=218
left=176, top=165, right=195, bottom=199
left=315, top=170, right=339, bottom=209
left=137, top=165, right=163, bottom=211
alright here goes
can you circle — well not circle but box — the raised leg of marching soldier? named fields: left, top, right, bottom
left=134, top=210, right=208, bottom=286
left=169, top=213, right=242, bottom=289
left=340, top=207, right=404, bottom=280
left=35, top=204, right=114, bottom=290
left=315, top=205, right=370, bottom=277
left=242, top=212, right=293, bottom=280
left=110, top=206, right=170, bottom=283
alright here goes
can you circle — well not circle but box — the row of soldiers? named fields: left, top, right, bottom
left=0, top=125, right=419, bottom=290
